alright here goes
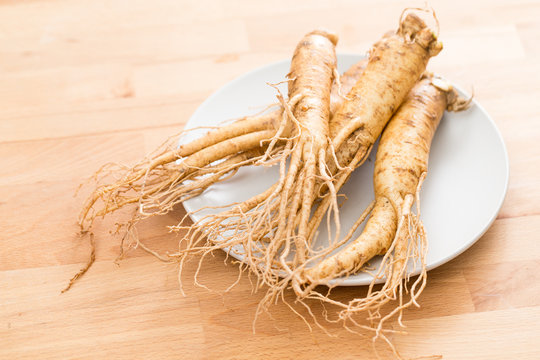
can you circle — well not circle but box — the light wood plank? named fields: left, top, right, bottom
left=0, top=259, right=205, bottom=360
left=394, top=307, right=540, bottom=359
left=1, top=0, right=539, bottom=359
left=1, top=18, right=249, bottom=72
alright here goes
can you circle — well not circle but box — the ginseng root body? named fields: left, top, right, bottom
left=178, top=15, right=443, bottom=295
left=294, top=76, right=470, bottom=356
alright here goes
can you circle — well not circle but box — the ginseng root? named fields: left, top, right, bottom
left=211, top=12, right=444, bottom=298
left=70, top=38, right=367, bottom=291
left=77, top=55, right=369, bottom=236
left=78, top=110, right=281, bottom=230
left=295, top=75, right=471, bottom=355
left=171, top=29, right=340, bottom=289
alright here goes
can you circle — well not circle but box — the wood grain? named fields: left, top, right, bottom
left=1, top=1, right=539, bottom=359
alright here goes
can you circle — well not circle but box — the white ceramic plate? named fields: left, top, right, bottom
left=181, top=54, right=509, bottom=286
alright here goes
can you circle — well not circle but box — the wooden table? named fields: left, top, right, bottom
left=2, top=1, right=539, bottom=359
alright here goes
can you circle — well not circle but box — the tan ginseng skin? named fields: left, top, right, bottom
left=302, top=77, right=448, bottom=283
left=288, top=14, right=442, bottom=266
left=299, top=13, right=443, bottom=256
left=184, top=15, right=444, bottom=277
left=78, top=32, right=344, bottom=232
left=264, top=29, right=339, bottom=266
left=331, top=13, right=442, bottom=151
left=169, top=14, right=443, bottom=292
left=65, top=59, right=370, bottom=293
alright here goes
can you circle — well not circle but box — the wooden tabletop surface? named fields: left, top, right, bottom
left=2, top=0, right=539, bottom=359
